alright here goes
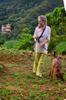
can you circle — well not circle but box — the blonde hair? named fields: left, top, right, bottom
left=38, top=15, right=47, bottom=24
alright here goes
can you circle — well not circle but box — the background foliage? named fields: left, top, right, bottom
left=0, top=0, right=66, bottom=54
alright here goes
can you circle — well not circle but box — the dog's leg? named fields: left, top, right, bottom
left=56, top=73, right=64, bottom=81
left=59, top=73, right=64, bottom=81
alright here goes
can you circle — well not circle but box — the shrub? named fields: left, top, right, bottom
left=3, top=34, right=33, bottom=50
left=3, top=40, right=18, bottom=49
left=55, top=42, right=66, bottom=54
left=14, top=34, right=32, bottom=50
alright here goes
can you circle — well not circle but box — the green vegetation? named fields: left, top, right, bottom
left=0, top=1, right=65, bottom=53
left=47, top=7, right=66, bottom=52
left=2, top=33, right=32, bottom=50
left=0, top=0, right=63, bottom=32
left=0, top=7, right=66, bottom=53
left=55, top=42, right=66, bottom=54
left=0, top=1, right=66, bottom=99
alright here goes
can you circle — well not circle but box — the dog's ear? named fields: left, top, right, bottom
left=54, top=51, right=57, bottom=57
left=52, top=51, right=56, bottom=57
left=54, top=51, right=56, bottom=56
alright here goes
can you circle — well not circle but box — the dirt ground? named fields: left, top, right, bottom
left=0, top=52, right=66, bottom=100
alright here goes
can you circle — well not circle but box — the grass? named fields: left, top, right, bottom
left=0, top=51, right=66, bottom=100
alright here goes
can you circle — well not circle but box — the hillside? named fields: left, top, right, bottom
left=0, top=7, right=65, bottom=52
left=0, top=0, right=63, bottom=33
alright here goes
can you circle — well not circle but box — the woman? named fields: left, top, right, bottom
left=33, top=15, right=51, bottom=77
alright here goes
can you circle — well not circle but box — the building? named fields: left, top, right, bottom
left=1, top=24, right=12, bottom=33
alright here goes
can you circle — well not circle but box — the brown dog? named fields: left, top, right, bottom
left=49, top=51, right=64, bottom=81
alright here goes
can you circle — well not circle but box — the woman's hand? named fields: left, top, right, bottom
left=33, top=35, right=37, bottom=42
left=33, top=35, right=37, bottom=39
left=37, top=43, right=42, bottom=48
left=37, top=39, right=48, bottom=48
left=40, top=39, right=48, bottom=46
